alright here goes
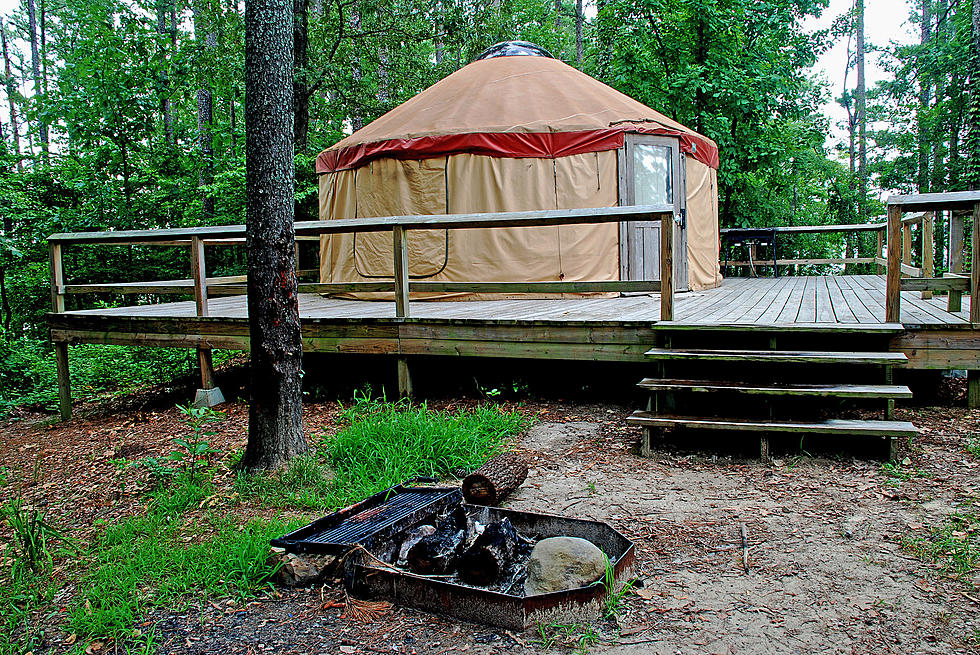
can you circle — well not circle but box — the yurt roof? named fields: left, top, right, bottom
left=316, top=45, right=719, bottom=174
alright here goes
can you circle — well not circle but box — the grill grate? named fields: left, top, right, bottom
left=306, top=490, right=452, bottom=545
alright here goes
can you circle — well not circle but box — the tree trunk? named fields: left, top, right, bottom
left=0, top=209, right=11, bottom=333
left=575, top=0, right=583, bottom=65
left=917, top=0, right=932, bottom=193
left=157, top=0, right=175, bottom=147
left=855, top=0, right=867, bottom=219
left=293, top=0, right=309, bottom=154
left=1, top=20, right=22, bottom=172
left=462, top=452, right=528, bottom=505
left=26, top=0, right=48, bottom=166
left=931, top=1, right=947, bottom=192
left=242, top=0, right=307, bottom=471
left=554, top=0, right=561, bottom=28
left=968, top=0, right=980, bottom=189
left=193, top=2, right=217, bottom=221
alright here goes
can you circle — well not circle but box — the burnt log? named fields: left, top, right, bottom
left=458, top=518, right=518, bottom=586
left=406, top=515, right=464, bottom=575
left=462, top=453, right=528, bottom=506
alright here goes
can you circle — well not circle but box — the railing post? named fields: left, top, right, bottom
left=922, top=212, right=934, bottom=300
left=949, top=210, right=965, bottom=312
left=49, top=241, right=72, bottom=420
left=901, top=221, right=912, bottom=274
left=886, top=204, right=902, bottom=323
left=392, top=225, right=412, bottom=398
left=190, top=236, right=224, bottom=407
left=876, top=228, right=884, bottom=274
left=660, top=213, right=673, bottom=321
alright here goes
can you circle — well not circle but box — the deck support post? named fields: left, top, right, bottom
left=949, top=211, right=964, bottom=312
left=660, top=213, right=673, bottom=321
left=968, top=370, right=980, bottom=410
left=886, top=204, right=902, bottom=323
left=190, top=237, right=224, bottom=408
left=55, top=341, right=71, bottom=421
left=49, top=242, right=72, bottom=419
left=972, top=202, right=979, bottom=325
left=393, top=226, right=412, bottom=398
left=921, top=212, right=934, bottom=300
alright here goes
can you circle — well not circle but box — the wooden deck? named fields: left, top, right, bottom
left=59, top=275, right=971, bottom=328
left=48, top=275, right=979, bottom=374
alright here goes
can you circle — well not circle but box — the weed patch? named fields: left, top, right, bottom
left=903, top=507, right=980, bottom=583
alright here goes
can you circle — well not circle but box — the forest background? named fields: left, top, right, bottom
left=0, top=0, right=977, bottom=412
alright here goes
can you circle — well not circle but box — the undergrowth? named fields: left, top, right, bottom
left=236, top=390, right=529, bottom=509
left=0, top=337, right=241, bottom=415
left=903, top=506, right=980, bottom=584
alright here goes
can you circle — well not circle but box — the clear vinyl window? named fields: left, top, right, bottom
left=632, top=143, right=673, bottom=205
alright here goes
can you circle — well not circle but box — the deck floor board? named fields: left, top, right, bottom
left=62, top=275, right=971, bottom=328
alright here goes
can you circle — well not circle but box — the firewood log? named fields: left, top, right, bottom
left=462, top=453, right=528, bottom=506
left=457, top=518, right=518, bottom=586
left=406, top=515, right=465, bottom=575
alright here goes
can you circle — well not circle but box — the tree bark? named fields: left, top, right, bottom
left=242, top=0, right=307, bottom=471
left=575, top=0, right=583, bottom=65
left=458, top=518, right=518, bottom=586
left=193, top=2, right=217, bottom=221
left=1, top=20, right=22, bottom=172
left=917, top=0, right=932, bottom=193
left=856, top=0, right=867, bottom=218
left=293, top=0, right=309, bottom=154
left=26, top=0, right=48, bottom=166
left=462, top=452, right=528, bottom=505
left=157, top=0, right=176, bottom=147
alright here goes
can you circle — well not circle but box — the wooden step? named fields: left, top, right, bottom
left=636, top=378, right=913, bottom=399
left=627, top=411, right=918, bottom=438
left=643, top=348, right=909, bottom=366
left=651, top=322, right=906, bottom=334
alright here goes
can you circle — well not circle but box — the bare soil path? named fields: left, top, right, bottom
left=2, top=388, right=978, bottom=654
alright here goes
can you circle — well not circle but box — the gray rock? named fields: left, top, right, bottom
left=269, top=547, right=336, bottom=587
left=524, top=536, right=607, bottom=596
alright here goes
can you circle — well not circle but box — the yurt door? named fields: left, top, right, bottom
left=618, top=135, right=688, bottom=291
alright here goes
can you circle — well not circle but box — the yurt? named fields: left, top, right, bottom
left=316, top=41, right=721, bottom=298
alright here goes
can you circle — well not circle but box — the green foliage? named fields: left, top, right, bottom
left=69, top=471, right=293, bottom=641
left=327, top=390, right=527, bottom=506
left=1, top=496, right=73, bottom=579
left=903, top=507, right=980, bottom=583
left=237, top=390, right=529, bottom=510
left=167, top=405, right=223, bottom=481
left=0, top=572, right=58, bottom=655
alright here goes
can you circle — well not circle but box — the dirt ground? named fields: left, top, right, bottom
left=2, top=384, right=979, bottom=654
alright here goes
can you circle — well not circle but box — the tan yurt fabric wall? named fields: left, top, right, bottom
left=318, top=150, right=620, bottom=300
left=685, top=156, right=722, bottom=291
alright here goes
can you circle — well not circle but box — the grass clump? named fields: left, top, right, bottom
left=327, top=391, right=528, bottom=506
left=904, top=507, right=980, bottom=583
left=69, top=471, right=295, bottom=642
left=236, top=390, right=529, bottom=510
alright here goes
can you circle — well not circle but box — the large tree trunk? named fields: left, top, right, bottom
left=193, top=2, right=217, bottom=221
left=157, top=0, right=176, bottom=147
left=855, top=0, right=867, bottom=219
left=1, top=20, right=22, bottom=172
left=293, top=0, right=309, bottom=154
left=917, top=0, right=932, bottom=193
left=242, top=0, right=307, bottom=471
left=26, top=0, right=48, bottom=166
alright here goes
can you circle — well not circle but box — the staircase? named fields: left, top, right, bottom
left=627, top=323, right=918, bottom=460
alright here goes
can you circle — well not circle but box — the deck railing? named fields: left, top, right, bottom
left=885, top=191, right=979, bottom=324
left=720, top=223, right=887, bottom=274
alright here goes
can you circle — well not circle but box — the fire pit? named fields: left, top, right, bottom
left=272, top=479, right=635, bottom=629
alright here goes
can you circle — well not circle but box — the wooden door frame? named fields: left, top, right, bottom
left=617, top=134, right=687, bottom=290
